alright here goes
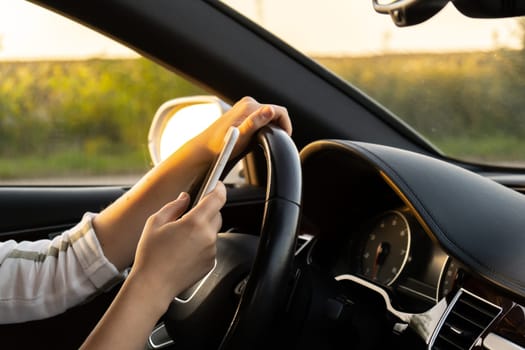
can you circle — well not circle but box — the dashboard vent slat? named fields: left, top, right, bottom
left=430, top=289, right=502, bottom=350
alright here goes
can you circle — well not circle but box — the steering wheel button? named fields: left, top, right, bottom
left=148, top=323, right=174, bottom=349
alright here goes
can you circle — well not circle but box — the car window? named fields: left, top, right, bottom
left=222, top=0, right=525, bottom=168
left=0, top=0, right=227, bottom=185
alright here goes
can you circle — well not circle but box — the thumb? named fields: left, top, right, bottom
left=155, top=192, right=191, bottom=224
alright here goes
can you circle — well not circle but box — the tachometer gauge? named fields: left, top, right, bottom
left=360, top=210, right=411, bottom=286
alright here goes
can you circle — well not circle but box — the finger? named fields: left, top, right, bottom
left=267, top=104, right=293, bottom=135
left=238, top=105, right=292, bottom=138
left=189, top=182, right=227, bottom=220
left=152, top=192, right=191, bottom=225
left=232, top=96, right=260, bottom=113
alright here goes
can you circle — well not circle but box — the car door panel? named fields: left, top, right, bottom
left=0, top=187, right=127, bottom=242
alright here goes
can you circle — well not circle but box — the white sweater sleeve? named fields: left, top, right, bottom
left=0, top=212, right=124, bottom=324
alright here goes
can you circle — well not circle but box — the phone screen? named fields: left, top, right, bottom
left=191, top=126, right=239, bottom=208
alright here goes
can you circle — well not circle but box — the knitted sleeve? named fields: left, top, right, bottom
left=0, top=213, right=123, bottom=324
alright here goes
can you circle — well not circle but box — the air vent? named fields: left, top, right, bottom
left=430, top=289, right=502, bottom=350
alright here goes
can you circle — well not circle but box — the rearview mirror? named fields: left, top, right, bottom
left=373, top=0, right=525, bottom=27
left=452, top=0, right=525, bottom=19
left=148, top=95, right=231, bottom=165
left=373, top=0, right=449, bottom=26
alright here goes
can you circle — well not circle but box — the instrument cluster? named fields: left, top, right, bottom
left=310, top=207, right=462, bottom=313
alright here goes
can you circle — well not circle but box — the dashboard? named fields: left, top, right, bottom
left=309, top=207, right=459, bottom=313
left=302, top=201, right=460, bottom=314
left=296, top=139, right=525, bottom=349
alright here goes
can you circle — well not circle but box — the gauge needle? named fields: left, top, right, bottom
left=372, top=242, right=390, bottom=280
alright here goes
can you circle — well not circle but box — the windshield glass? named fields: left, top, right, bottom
left=223, top=0, right=525, bottom=167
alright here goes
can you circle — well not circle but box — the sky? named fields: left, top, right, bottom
left=0, top=0, right=521, bottom=60
left=0, top=0, right=137, bottom=60
left=223, top=0, right=521, bottom=55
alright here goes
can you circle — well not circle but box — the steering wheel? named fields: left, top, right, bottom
left=148, top=125, right=302, bottom=349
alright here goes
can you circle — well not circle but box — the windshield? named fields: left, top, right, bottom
left=222, top=0, right=525, bottom=168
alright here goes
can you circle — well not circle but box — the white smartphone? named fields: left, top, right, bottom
left=191, top=126, right=239, bottom=207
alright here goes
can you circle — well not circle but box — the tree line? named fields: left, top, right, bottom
left=1, top=50, right=524, bottom=178
left=317, top=50, right=525, bottom=163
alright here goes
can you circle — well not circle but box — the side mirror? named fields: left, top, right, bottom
left=148, top=95, right=231, bottom=165
left=148, top=95, right=246, bottom=185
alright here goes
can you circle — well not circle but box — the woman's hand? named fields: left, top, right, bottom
left=129, top=181, right=226, bottom=306
left=81, top=183, right=226, bottom=350
left=188, top=96, right=292, bottom=162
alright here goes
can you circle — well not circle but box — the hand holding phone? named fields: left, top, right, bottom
left=175, top=127, right=238, bottom=303
left=192, top=126, right=239, bottom=208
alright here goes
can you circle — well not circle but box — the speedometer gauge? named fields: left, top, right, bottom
left=360, top=210, right=411, bottom=286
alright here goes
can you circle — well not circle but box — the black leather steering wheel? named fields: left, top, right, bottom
left=153, top=125, right=302, bottom=349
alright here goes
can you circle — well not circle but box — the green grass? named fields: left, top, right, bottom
left=316, top=51, right=525, bottom=167
left=0, top=148, right=152, bottom=179
left=434, top=135, right=525, bottom=166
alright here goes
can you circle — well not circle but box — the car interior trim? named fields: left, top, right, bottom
left=397, top=284, right=438, bottom=304
left=173, top=259, right=218, bottom=304
left=428, top=288, right=502, bottom=350
left=435, top=256, right=452, bottom=302
left=335, top=273, right=448, bottom=343
left=378, top=170, right=437, bottom=242
left=483, top=332, right=525, bottom=350
left=335, top=274, right=413, bottom=323
left=148, top=323, right=175, bottom=349
left=294, top=233, right=314, bottom=256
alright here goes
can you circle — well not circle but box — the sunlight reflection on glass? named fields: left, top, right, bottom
left=159, top=103, right=222, bottom=162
